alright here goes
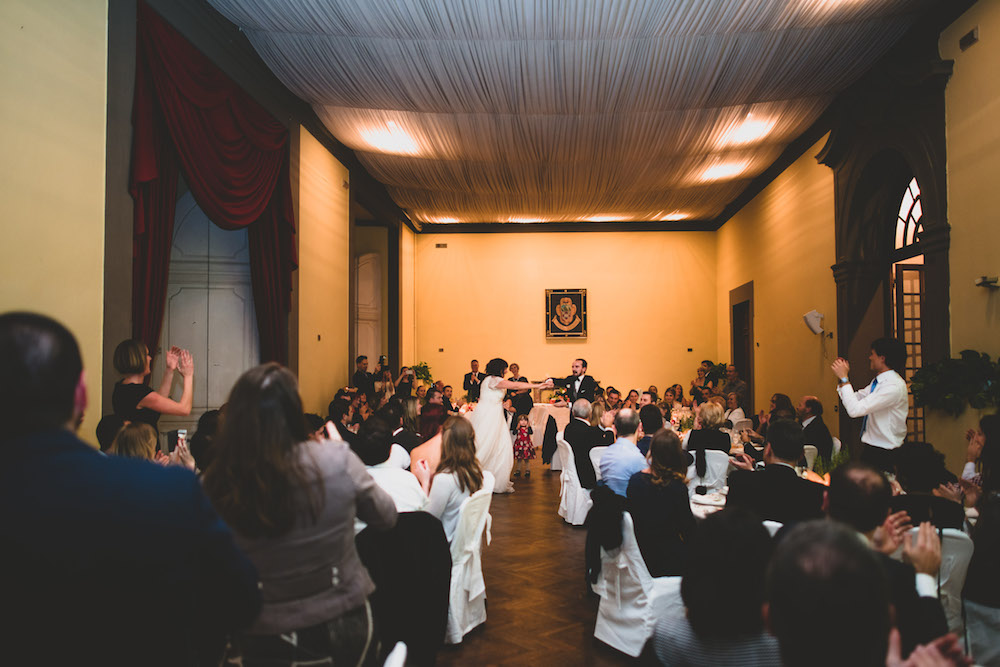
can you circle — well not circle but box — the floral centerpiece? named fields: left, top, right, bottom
left=549, top=387, right=568, bottom=404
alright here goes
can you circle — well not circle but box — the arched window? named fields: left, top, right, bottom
left=890, top=177, right=924, bottom=441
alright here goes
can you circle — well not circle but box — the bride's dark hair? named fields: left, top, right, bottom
left=485, top=358, right=508, bottom=377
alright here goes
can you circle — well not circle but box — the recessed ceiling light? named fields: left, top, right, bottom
left=358, top=120, right=420, bottom=156
left=716, top=114, right=776, bottom=148
left=507, top=217, right=546, bottom=223
left=658, top=212, right=690, bottom=221
left=425, top=216, right=460, bottom=223
left=584, top=215, right=628, bottom=222
left=699, top=160, right=751, bottom=182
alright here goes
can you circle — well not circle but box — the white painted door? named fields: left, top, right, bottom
left=354, top=252, right=382, bottom=363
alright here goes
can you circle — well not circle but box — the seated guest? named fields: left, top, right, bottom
left=442, top=384, right=457, bottom=414
left=0, top=312, right=259, bottom=665
left=747, top=392, right=794, bottom=442
left=826, top=463, right=948, bottom=658
left=671, top=383, right=687, bottom=408
left=647, top=385, right=659, bottom=403
left=796, top=395, right=833, bottom=464
left=636, top=404, right=664, bottom=456
left=564, top=398, right=615, bottom=489
left=963, top=413, right=998, bottom=487
left=964, top=480, right=1000, bottom=663
left=109, top=422, right=158, bottom=461
left=724, top=391, right=745, bottom=426
left=599, top=408, right=647, bottom=497
left=890, top=441, right=965, bottom=530
left=622, top=389, right=640, bottom=410
left=387, top=397, right=422, bottom=452
left=426, top=417, right=484, bottom=543
left=189, top=408, right=221, bottom=472
left=589, top=400, right=607, bottom=428
left=605, top=387, right=622, bottom=411
left=638, top=391, right=656, bottom=408
left=626, top=430, right=696, bottom=577
left=328, top=396, right=359, bottom=450
left=418, top=402, right=446, bottom=444
left=410, top=403, right=449, bottom=478
left=727, top=419, right=825, bottom=523
left=202, top=363, right=396, bottom=665
left=354, top=417, right=428, bottom=518
left=415, top=384, right=427, bottom=404
left=652, top=508, right=778, bottom=666
left=303, top=413, right=325, bottom=440
left=767, top=521, right=893, bottom=667
left=686, top=402, right=731, bottom=480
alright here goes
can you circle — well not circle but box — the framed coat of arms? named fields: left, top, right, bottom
left=546, top=289, right=587, bottom=338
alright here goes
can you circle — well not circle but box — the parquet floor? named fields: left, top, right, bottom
left=435, top=459, right=635, bottom=666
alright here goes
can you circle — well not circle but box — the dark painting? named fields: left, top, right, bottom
left=546, top=289, right=587, bottom=338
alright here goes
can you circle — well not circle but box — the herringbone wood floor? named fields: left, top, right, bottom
left=435, top=459, right=635, bottom=666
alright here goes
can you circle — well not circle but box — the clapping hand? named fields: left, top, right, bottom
left=729, top=452, right=755, bottom=471
left=967, top=429, right=985, bottom=462
left=164, top=346, right=182, bottom=371
left=902, top=522, right=942, bottom=576
left=177, top=349, right=194, bottom=377
left=831, top=357, right=850, bottom=380
left=886, top=629, right=972, bottom=667
left=872, top=510, right=912, bottom=554
left=933, top=482, right=963, bottom=504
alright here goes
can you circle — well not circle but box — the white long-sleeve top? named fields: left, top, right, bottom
left=837, top=369, right=909, bottom=450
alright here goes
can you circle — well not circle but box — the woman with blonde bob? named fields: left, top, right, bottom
left=687, top=401, right=732, bottom=478
left=112, top=339, right=194, bottom=430
left=201, top=363, right=396, bottom=666
left=626, top=429, right=696, bottom=577
left=425, top=416, right=484, bottom=543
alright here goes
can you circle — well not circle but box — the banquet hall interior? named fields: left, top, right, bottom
left=3, top=0, right=1000, bottom=663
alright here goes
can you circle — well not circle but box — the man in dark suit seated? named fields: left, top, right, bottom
left=726, top=419, right=825, bottom=524
left=826, top=462, right=948, bottom=658
left=563, top=398, right=614, bottom=489
left=0, top=312, right=261, bottom=665
left=797, top=394, right=834, bottom=464
left=549, top=358, right=597, bottom=403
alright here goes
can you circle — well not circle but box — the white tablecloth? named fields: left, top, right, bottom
left=528, top=403, right=570, bottom=469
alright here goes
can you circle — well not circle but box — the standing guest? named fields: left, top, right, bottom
left=727, top=419, right=825, bottom=524
left=112, top=339, right=194, bottom=430
left=565, top=399, right=615, bottom=489
left=351, top=355, right=376, bottom=404
left=463, top=359, right=485, bottom=402
left=652, top=509, right=778, bottom=666
left=690, top=362, right=715, bottom=395
left=720, top=365, right=748, bottom=405
left=637, top=404, right=665, bottom=456
left=725, top=391, right=746, bottom=426
left=426, top=417, right=484, bottom=543
left=395, top=366, right=414, bottom=398
left=626, top=429, right=696, bottom=577
left=599, top=409, right=647, bottom=497
left=202, top=363, right=396, bottom=666
left=831, top=337, right=909, bottom=472
left=511, top=413, right=535, bottom=479
left=506, top=362, right=534, bottom=418
left=797, top=395, right=833, bottom=464
left=1, top=312, right=259, bottom=665
left=374, top=368, right=395, bottom=405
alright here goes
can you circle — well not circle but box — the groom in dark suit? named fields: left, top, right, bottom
left=549, top=358, right=597, bottom=403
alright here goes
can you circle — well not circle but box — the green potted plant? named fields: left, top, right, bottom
left=910, top=350, right=1000, bottom=417
left=410, top=362, right=433, bottom=386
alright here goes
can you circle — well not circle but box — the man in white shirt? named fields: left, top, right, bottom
left=831, top=337, right=909, bottom=472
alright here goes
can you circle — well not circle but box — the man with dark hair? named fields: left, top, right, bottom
left=636, top=404, right=664, bottom=456
left=0, top=312, right=260, bottom=665
left=425, top=386, right=443, bottom=405
left=638, top=390, right=654, bottom=408
left=549, top=358, right=597, bottom=403
left=442, top=384, right=457, bottom=413
left=351, top=354, right=376, bottom=403
left=797, top=394, right=834, bottom=464
left=463, top=359, right=485, bottom=402
left=599, top=408, right=645, bottom=496
left=831, top=336, right=909, bottom=471
left=605, top=387, right=621, bottom=410
left=726, top=419, right=825, bottom=523
left=564, top=398, right=615, bottom=489
left=767, top=520, right=892, bottom=667
left=826, top=462, right=948, bottom=658
left=720, top=364, right=748, bottom=404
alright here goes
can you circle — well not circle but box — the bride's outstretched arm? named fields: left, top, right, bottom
left=493, top=378, right=555, bottom=390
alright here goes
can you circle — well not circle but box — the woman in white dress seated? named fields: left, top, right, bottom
left=426, top=416, right=484, bottom=543
left=469, top=358, right=552, bottom=493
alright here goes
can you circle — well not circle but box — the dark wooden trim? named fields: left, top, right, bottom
left=387, top=222, right=401, bottom=373
left=420, top=221, right=714, bottom=234
left=142, top=0, right=416, bottom=233
left=728, top=281, right=755, bottom=414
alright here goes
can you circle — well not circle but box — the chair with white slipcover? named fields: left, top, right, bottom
left=802, top=445, right=818, bottom=471
left=556, top=434, right=592, bottom=525
left=590, top=445, right=608, bottom=483
left=890, top=527, right=974, bottom=635
left=593, top=511, right=685, bottom=657
left=686, top=449, right=731, bottom=496
left=445, top=471, right=495, bottom=644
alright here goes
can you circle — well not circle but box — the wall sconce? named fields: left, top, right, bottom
left=975, top=276, right=999, bottom=289
left=803, top=310, right=824, bottom=335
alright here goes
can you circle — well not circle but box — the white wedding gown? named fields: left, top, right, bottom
left=468, top=376, right=514, bottom=493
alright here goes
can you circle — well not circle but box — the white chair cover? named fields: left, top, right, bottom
left=802, top=445, right=818, bottom=471
left=382, top=641, right=407, bottom=667
left=445, top=470, right=495, bottom=644
left=763, top=520, right=784, bottom=537
left=966, top=599, right=1000, bottom=666
left=590, top=445, right=608, bottom=482
left=556, top=435, right=592, bottom=526
left=686, top=449, right=731, bottom=495
left=832, top=436, right=842, bottom=456
left=594, top=512, right=684, bottom=657
left=889, top=527, right=974, bottom=635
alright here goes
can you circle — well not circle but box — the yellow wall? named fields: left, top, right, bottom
left=0, top=0, right=107, bottom=442
left=294, top=127, right=351, bottom=414
left=400, top=225, right=416, bottom=363
left=353, top=225, right=390, bottom=355
left=716, top=137, right=839, bottom=424
left=413, top=232, right=718, bottom=396
left=931, top=2, right=1000, bottom=467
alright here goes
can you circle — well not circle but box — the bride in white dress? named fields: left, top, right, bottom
left=468, top=358, right=553, bottom=493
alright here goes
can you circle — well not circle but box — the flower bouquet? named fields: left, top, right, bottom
left=549, top=387, right=568, bottom=404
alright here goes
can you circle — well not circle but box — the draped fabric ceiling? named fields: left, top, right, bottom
left=206, top=0, right=934, bottom=226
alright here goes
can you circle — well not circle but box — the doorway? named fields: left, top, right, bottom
left=729, top=281, right=754, bottom=415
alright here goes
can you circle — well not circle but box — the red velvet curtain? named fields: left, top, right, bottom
left=130, top=2, right=296, bottom=364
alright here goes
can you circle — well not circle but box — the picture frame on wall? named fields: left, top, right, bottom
left=546, top=288, right=587, bottom=338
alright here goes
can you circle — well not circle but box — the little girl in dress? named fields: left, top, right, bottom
left=512, top=413, right=535, bottom=478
